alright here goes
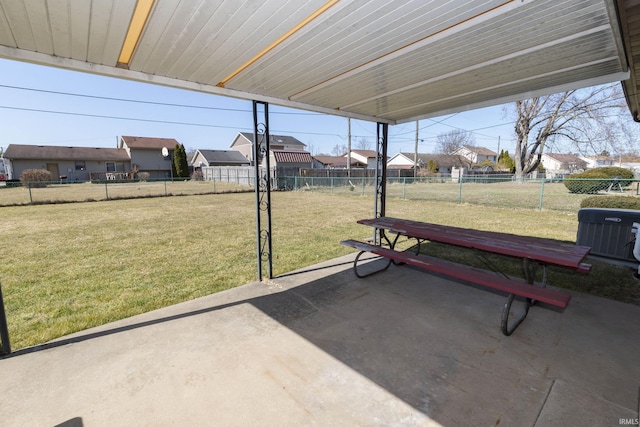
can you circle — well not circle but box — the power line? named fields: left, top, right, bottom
left=0, top=84, right=321, bottom=115
left=0, top=104, right=349, bottom=139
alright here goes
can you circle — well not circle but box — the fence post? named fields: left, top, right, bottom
left=457, top=176, right=463, bottom=204
left=28, top=182, right=33, bottom=205
left=0, top=282, right=11, bottom=356
left=362, top=177, right=366, bottom=196
left=402, top=177, right=406, bottom=199
left=538, top=178, right=545, bottom=211
left=105, top=181, right=109, bottom=200
left=164, top=179, right=168, bottom=196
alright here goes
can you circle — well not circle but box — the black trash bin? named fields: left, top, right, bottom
left=576, top=208, right=640, bottom=261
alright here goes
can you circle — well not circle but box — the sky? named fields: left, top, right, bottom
left=0, top=57, right=518, bottom=156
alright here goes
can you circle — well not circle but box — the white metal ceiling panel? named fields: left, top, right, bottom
left=0, top=0, right=52, bottom=52
left=0, top=0, right=634, bottom=124
left=341, top=42, right=622, bottom=119
left=288, top=1, right=624, bottom=121
left=86, top=0, right=136, bottom=65
left=48, top=0, right=90, bottom=60
left=223, top=0, right=508, bottom=98
left=390, top=61, right=627, bottom=120
left=128, top=0, right=328, bottom=85
left=0, top=1, right=17, bottom=47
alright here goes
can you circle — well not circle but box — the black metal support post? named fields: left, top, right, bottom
left=253, top=101, right=273, bottom=281
left=0, top=283, right=11, bottom=356
left=373, top=122, right=388, bottom=244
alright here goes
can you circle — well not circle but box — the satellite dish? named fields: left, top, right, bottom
left=162, top=147, right=169, bottom=158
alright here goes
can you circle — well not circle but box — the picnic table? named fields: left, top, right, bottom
left=341, top=217, right=592, bottom=336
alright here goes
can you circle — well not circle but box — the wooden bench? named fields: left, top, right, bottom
left=341, top=238, right=574, bottom=336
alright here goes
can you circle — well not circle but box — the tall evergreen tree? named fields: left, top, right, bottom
left=173, top=144, right=189, bottom=178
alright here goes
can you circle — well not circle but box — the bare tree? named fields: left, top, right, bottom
left=512, top=84, right=627, bottom=179
left=436, top=130, right=475, bottom=154
left=331, top=143, right=348, bottom=156
left=355, top=137, right=372, bottom=150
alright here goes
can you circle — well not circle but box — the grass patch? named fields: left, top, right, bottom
left=0, top=191, right=638, bottom=350
left=411, top=241, right=639, bottom=305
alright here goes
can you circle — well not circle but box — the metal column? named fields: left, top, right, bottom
left=253, top=101, right=273, bottom=281
left=373, top=122, right=388, bottom=244
left=0, top=283, right=10, bottom=356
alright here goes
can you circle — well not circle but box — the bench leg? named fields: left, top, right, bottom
left=353, top=250, right=393, bottom=278
left=500, top=294, right=532, bottom=336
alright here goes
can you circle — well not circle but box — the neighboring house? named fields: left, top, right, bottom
left=230, top=132, right=306, bottom=164
left=387, top=152, right=467, bottom=173
left=579, top=155, right=617, bottom=169
left=621, top=163, right=640, bottom=176
left=265, top=150, right=313, bottom=172
left=3, top=144, right=130, bottom=181
left=119, top=136, right=179, bottom=179
left=540, top=153, right=587, bottom=176
left=313, top=155, right=362, bottom=169
left=451, top=146, right=497, bottom=165
left=191, top=149, right=250, bottom=168
left=345, top=150, right=379, bottom=169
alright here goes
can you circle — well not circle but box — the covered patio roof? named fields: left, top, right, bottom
left=1, top=0, right=639, bottom=123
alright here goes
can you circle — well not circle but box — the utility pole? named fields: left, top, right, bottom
left=414, top=121, right=419, bottom=177
left=347, top=118, right=351, bottom=177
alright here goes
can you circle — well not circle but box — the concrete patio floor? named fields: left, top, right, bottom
left=1, top=253, right=638, bottom=426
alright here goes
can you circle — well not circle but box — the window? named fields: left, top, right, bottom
left=75, top=161, right=85, bottom=171
left=106, top=162, right=116, bottom=172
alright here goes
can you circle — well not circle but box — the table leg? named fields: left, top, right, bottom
left=352, top=232, right=395, bottom=278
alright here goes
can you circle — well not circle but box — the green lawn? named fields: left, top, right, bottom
left=0, top=191, right=638, bottom=350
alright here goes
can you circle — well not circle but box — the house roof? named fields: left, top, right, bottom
left=235, top=133, right=306, bottom=148
left=543, top=153, right=584, bottom=163
left=398, top=152, right=467, bottom=169
left=120, top=136, right=179, bottom=150
left=3, top=144, right=130, bottom=161
left=459, top=146, right=497, bottom=156
left=194, top=150, right=249, bottom=165
left=313, top=155, right=361, bottom=167
left=271, top=150, right=312, bottom=163
left=349, top=150, right=378, bottom=159
left=1, top=0, right=633, bottom=124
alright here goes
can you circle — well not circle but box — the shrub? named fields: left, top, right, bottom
left=580, top=195, right=640, bottom=210
left=138, top=172, right=150, bottom=181
left=20, top=169, right=52, bottom=188
left=564, top=167, right=634, bottom=193
left=191, top=170, right=204, bottom=181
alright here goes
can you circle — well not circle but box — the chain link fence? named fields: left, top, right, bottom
left=282, top=175, right=640, bottom=212
left=1, top=175, right=638, bottom=212
left=0, top=179, right=253, bottom=207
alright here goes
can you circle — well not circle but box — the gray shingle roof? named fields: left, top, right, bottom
left=197, top=150, right=249, bottom=164
left=120, top=136, right=179, bottom=149
left=3, top=144, right=130, bottom=161
left=238, top=132, right=306, bottom=148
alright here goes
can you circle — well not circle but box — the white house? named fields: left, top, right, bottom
left=540, top=153, right=587, bottom=177
left=387, top=152, right=466, bottom=173
left=579, top=155, right=617, bottom=169
left=451, top=146, right=497, bottom=165
left=344, top=150, right=379, bottom=169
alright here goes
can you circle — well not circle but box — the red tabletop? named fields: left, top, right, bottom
left=358, top=217, right=591, bottom=270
